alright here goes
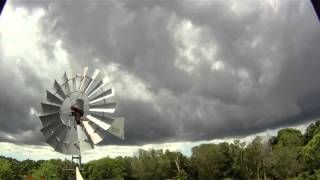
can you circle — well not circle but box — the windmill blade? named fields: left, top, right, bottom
left=41, top=119, right=63, bottom=138
left=79, top=67, right=88, bottom=91
left=89, top=103, right=116, bottom=114
left=45, top=125, right=68, bottom=151
left=57, top=142, right=80, bottom=155
left=71, top=76, right=77, bottom=92
left=47, top=135, right=79, bottom=155
left=39, top=112, right=60, bottom=127
left=62, top=72, right=71, bottom=95
left=53, top=80, right=66, bottom=99
left=89, top=106, right=115, bottom=113
left=72, top=75, right=81, bottom=93
left=87, top=76, right=111, bottom=98
left=86, top=114, right=111, bottom=130
left=47, top=125, right=68, bottom=149
left=63, top=82, right=71, bottom=95
left=46, top=90, right=63, bottom=105
left=107, top=117, right=125, bottom=140
left=46, top=135, right=61, bottom=150
left=76, top=124, right=94, bottom=152
left=87, top=80, right=104, bottom=98
left=82, top=121, right=104, bottom=144
left=76, top=75, right=82, bottom=91
left=62, top=72, right=68, bottom=83
left=61, top=126, right=81, bottom=155
left=63, top=126, right=79, bottom=144
left=81, top=78, right=92, bottom=94
left=88, top=113, right=114, bottom=124
left=55, top=142, right=70, bottom=155
left=41, top=102, right=60, bottom=114
left=89, top=88, right=114, bottom=104
left=84, top=69, right=100, bottom=94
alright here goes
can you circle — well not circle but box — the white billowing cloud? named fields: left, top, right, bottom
left=0, top=6, right=44, bottom=57
left=0, top=4, right=71, bottom=86
left=170, top=18, right=218, bottom=73
left=230, top=1, right=256, bottom=17
left=0, top=142, right=68, bottom=161
left=268, top=0, right=280, bottom=13
left=101, top=62, right=154, bottom=102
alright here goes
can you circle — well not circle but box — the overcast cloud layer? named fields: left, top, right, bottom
left=1, top=0, right=320, bottom=146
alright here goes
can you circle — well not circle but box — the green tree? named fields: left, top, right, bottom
left=229, top=140, right=246, bottom=179
left=84, top=157, right=126, bottom=180
left=303, top=132, right=320, bottom=170
left=118, top=156, right=135, bottom=180
left=18, top=159, right=41, bottom=179
left=304, top=121, right=320, bottom=144
left=175, top=169, right=189, bottom=180
left=32, top=159, right=71, bottom=180
left=276, top=128, right=304, bottom=147
left=271, top=128, right=304, bottom=179
left=192, top=143, right=233, bottom=180
left=132, top=149, right=171, bottom=180
left=162, top=150, right=189, bottom=178
left=243, top=136, right=271, bottom=180
left=0, top=159, right=15, bottom=180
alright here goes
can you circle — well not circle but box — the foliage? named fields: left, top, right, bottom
left=271, top=128, right=304, bottom=179
left=243, top=136, right=272, bottom=179
left=304, top=121, right=320, bottom=144
left=84, top=157, right=126, bottom=180
left=303, top=132, right=320, bottom=170
left=131, top=149, right=171, bottom=180
left=175, top=169, right=189, bottom=180
left=192, top=142, right=234, bottom=179
left=32, top=159, right=73, bottom=180
left=1, top=121, right=320, bottom=179
left=0, top=159, right=14, bottom=180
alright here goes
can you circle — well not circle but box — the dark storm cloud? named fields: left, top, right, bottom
left=6, top=0, right=320, bottom=145
left=0, top=56, right=44, bottom=144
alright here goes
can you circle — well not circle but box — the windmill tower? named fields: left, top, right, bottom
left=38, top=67, right=124, bottom=179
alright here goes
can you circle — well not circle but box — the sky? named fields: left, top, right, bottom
left=0, top=0, right=320, bottom=162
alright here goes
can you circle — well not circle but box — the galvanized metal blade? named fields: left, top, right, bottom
left=87, top=80, right=104, bottom=98
left=82, top=120, right=104, bottom=144
left=39, top=112, right=60, bottom=127
left=89, top=88, right=114, bottom=104
left=84, top=69, right=100, bottom=94
left=79, top=67, right=88, bottom=92
left=107, top=117, right=125, bottom=140
left=62, top=72, right=71, bottom=95
left=53, top=80, right=66, bottom=99
left=41, top=102, right=60, bottom=114
left=46, top=90, right=63, bottom=105
left=86, top=114, right=111, bottom=130
left=76, top=124, right=94, bottom=152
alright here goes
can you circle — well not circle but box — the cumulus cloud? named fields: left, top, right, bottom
left=1, top=0, right=320, bottom=147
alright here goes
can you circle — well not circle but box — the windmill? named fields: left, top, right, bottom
left=38, top=67, right=124, bottom=179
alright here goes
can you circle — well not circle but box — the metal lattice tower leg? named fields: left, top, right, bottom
left=72, top=155, right=82, bottom=167
left=64, top=155, right=84, bottom=180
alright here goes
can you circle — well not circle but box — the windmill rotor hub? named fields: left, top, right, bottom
left=60, top=92, right=89, bottom=127
left=71, top=99, right=85, bottom=124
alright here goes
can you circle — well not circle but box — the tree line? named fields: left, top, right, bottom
left=2, top=121, right=320, bottom=180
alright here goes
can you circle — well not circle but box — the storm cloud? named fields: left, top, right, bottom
left=2, top=0, right=320, bottom=146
